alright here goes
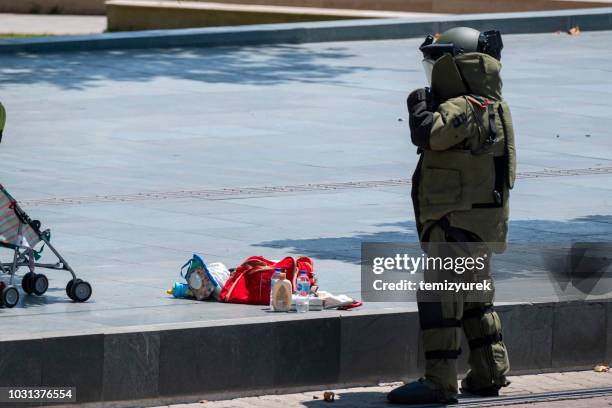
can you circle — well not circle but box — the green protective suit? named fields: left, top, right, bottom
left=408, top=52, right=515, bottom=398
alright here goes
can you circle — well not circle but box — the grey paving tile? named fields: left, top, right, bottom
left=0, top=32, right=611, bottom=338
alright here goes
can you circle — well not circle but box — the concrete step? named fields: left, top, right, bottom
left=0, top=0, right=609, bottom=16
left=0, top=13, right=106, bottom=35
left=1, top=300, right=610, bottom=406
left=0, top=0, right=106, bottom=15
left=104, top=0, right=438, bottom=31
left=200, top=0, right=612, bottom=13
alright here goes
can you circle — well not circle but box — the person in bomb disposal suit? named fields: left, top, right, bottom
left=388, top=27, right=517, bottom=404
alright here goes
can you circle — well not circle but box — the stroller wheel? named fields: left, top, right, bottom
left=1, top=285, right=19, bottom=308
left=66, top=279, right=76, bottom=300
left=22, top=272, right=36, bottom=294
left=33, top=274, right=49, bottom=296
left=70, top=280, right=92, bottom=303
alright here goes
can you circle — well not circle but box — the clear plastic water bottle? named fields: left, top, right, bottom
left=295, top=270, right=310, bottom=313
left=270, top=268, right=282, bottom=309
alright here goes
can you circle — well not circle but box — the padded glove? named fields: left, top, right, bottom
left=407, top=88, right=428, bottom=110
left=407, top=88, right=434, bottom=149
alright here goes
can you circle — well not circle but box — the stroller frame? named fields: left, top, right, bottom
left=0, top=185, right=91, bottom=307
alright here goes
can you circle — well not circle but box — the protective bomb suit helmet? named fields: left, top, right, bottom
left=419, top=27, right=503, bottom=84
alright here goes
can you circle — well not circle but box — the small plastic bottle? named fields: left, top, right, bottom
left=269, top=268, right=282, bottom=309
left=295, top=270, right=310, bottom=313
left=271, top=273, right=292, bottom=312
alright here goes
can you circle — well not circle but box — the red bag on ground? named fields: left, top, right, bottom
left=220, top=256, right=314, bottom=305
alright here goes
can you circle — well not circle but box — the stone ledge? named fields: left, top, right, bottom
left=187, top=0, right=612, bottom=14
left=0, top=7, right=611, bottom=54
left=104, top=0, right=424, bottom=31
left=0, top=300, right=609, bottom=406
left=0, top=0, right=105, bottom=15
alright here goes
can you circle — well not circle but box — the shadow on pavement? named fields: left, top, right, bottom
left=255, top=215, right=612, bottom=265
left=19, top=287, right=73, bottom=308
left=256, top=223, right=418, bottom=263
left=0, top=44, right=372, bottom=90
left=303, top=391, right=390, bottom=408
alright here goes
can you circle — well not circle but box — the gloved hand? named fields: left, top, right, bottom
left=407, top=88, right=434, bottom=149
left=407, top=88, right=429, bottom=111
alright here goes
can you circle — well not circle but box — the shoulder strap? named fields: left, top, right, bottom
left=465, top=96, right=499, bottom=154
left=497, top=102, right=516, bottom=189
left=486, top=104, right=498, bottom=145
left=180, top=258, right=193, bottom=279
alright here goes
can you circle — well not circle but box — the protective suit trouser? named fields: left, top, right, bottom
left=417, top=223, right=509, bottom=398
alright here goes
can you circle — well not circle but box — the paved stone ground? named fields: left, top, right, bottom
left=0, top=31, right=611, bottom=337
left=0, top=13, right=106, bottom=35
left=152, top=370, right=612, bottom=407
left=508, top=397, right=612, bottom=407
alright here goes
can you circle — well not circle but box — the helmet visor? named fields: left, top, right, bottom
left=422, top=58, right=435, bottom=85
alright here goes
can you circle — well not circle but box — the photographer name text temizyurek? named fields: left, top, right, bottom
left=372, top=279, right=492, bottom=292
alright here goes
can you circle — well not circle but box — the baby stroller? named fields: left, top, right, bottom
left=0, top=184, right=92, bottom=308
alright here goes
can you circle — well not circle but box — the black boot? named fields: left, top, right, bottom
left=460, top=377, right=508, bottom=397
left=388, top=378, right=458, bottom=405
